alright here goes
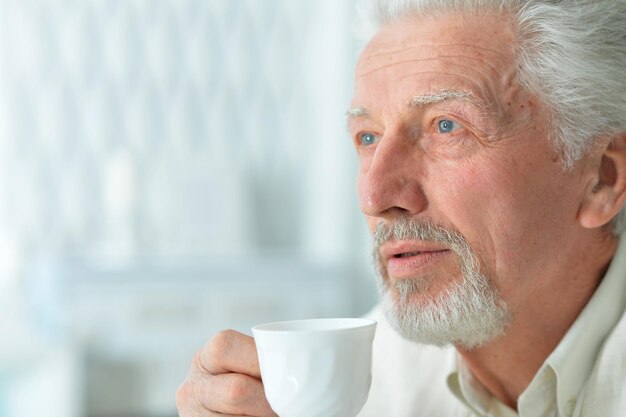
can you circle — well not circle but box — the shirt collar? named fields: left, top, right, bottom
left=542, top=233, right=626, bottom=416
left=447, top=233, right=626, bottom=416
left=447, top=357, right=519, bottom=417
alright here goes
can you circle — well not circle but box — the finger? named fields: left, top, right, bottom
left=194, top=372, right=277, bottom=417
left=198, top=330, right=261, bottom=377
left=183, top=408, right=249, bottom=417
left=187, top=408, right=249, bottom=417
left=177, top=378, right=208, bottom=417
left=177, top=374, right=273, bottom=417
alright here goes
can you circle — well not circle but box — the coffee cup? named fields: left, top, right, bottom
left=252, top=318, right=376, bottom=417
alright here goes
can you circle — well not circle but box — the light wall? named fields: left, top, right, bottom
left=0, top=1, right=378, bottom=416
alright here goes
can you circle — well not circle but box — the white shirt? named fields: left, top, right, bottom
left=358, top=236, right=626, bottom=417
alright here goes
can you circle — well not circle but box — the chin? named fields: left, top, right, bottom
left=379, top=274, right=512, bottom=349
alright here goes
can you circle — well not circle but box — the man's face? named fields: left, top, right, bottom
left=349, top=12, right=589, bottom=346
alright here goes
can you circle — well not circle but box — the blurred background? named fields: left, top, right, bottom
left=0, top=0, right=379, bottom=416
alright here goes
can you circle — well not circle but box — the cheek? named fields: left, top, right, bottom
left=428, top=160, right=533, bottom=270
left=439, top=156, right=576, bottom=280
left=445, top=168, right=501, bottom=234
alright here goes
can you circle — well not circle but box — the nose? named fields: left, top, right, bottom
left=358, top=133, right=427, bottom=220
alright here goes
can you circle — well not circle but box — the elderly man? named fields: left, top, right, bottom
left=176, top=0, right=626, bottom=416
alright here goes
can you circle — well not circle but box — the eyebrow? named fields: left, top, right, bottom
left=410, top=90, right=484, bottom=108
left=346, top=89, right=487, bottom=123
left=346, top=106, right=369, bottom=119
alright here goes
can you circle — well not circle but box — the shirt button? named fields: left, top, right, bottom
left=565, top=398, right=577, bottom=416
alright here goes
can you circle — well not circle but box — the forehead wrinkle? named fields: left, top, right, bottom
left=389, top=57, right=503, bottom=84
left=357, top=53, right=503, bottom=80
left=362, top=42, right=509, bottom=61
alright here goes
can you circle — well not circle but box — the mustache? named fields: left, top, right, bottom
left=373, top=217, right=466, bottom=249
left=372, top=217, right=479, bottom=274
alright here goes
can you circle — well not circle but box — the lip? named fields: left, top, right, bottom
left=380, top=241, right=450, bottom=263
left=380, top=241, right=451, bottom=278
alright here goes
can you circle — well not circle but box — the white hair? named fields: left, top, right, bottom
left=358, top=0, right=626, bottom=233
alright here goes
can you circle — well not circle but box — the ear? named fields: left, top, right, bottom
left=578, top=133, right=626, bottom=229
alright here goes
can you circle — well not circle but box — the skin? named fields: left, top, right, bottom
left=176, top=10, right=626, bottom=416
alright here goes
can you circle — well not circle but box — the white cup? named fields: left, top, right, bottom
left=252, top=318, right=377, bottom=417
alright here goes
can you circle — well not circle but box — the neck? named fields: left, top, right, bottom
left=456, top=232, right=618, bottom=410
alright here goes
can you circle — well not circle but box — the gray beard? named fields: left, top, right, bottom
left=373, top=218, right=511, bottom=350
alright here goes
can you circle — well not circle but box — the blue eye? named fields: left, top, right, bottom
left=359, top=133, right=377, bottom=146
left=438, top=119, right=459, bottom=134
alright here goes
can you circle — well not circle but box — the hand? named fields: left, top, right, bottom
left=176, top=329, right=278, bottom=417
